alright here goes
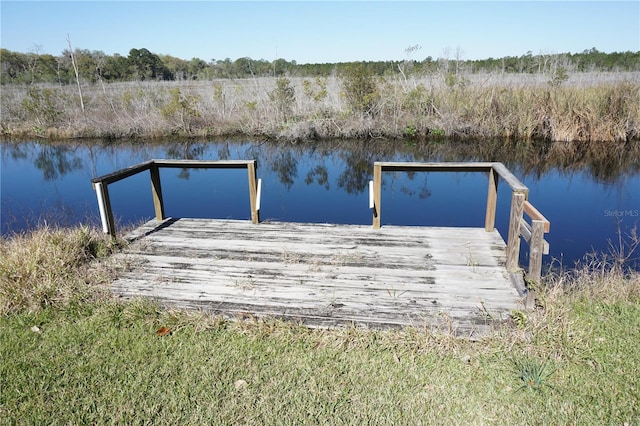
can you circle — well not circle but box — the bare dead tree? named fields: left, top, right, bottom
left=26, top=44, right=44, bottom=84
left=67, top=34, right=85, bottom=114
left=398, top=44, right=421, bottom=92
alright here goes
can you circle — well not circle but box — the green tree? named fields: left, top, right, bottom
left=128, top=48, right=172, bottom=80
left=188, top=57, right=208, bottom=79
left=233, top=57, right=254, bottom=77
left=160, top=88, right=201, bottom=132
left=269, top=77, right=296, bottom=122
left=341, top=63, right=380, bottom=117
left=0, top=49, right=26, bottom=83
left=160, top=54, right=190, bottom=80
left=102, top=54, right=131, bottom=81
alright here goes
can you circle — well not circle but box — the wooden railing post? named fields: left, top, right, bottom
left=149, top=162, right=165, bottom=221
left=528, top=220, right=545, bottom=283
left=372, top=163, right=382, bottom=229
left=247, top=160, right=260, bottom=224
left=485, top=167, right=498, bottom=232
left=506, top=192, right=525, bottom=272
left=94, top=181, right=116, bottom=237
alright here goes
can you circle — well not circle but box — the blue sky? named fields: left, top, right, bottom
left=1, top=1, right=638, bottom=64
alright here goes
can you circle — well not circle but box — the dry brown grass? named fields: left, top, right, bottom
left=0, top=225, right=120, bottom=315
left=1, top=72, right=638, bottom=142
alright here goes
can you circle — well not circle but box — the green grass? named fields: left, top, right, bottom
left=1, top=226, right=639, bottom=424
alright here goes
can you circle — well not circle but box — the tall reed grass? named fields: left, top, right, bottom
left=0, top=225, right=119, bottom=315
left=1, top=72, right=638, bottom=142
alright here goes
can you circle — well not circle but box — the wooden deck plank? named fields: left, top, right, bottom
left=110, top=282, right=519, bottom=313
left=112, top=218, right=523, bottom=335
left=109, top=282, right=509, bottom=327
left=113, top=254, right=511, bottom=294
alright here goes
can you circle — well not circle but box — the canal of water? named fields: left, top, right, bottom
left=2, top=139, right=639, bottom=270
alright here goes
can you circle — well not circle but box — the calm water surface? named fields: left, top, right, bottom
left=1, top=139, right=639, bottom=270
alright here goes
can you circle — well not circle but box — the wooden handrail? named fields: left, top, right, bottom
left=370, top=161, right=550, bottom=284
left=92, top=159, right=260, bottom=237
left=372, top=162, right=496, bottom=230
left=373, top=161, right=495, bottom=173
left=90, top=160, right=154, bottom=186
left=490, top=162, right=529, bottom=193
left=372, top=162, right=525, bottom=230
left=523, top=200, right=550, bottom=232
left=521, top=200, right=551, bottom=283
left=94, top=159, right=550, bottom=286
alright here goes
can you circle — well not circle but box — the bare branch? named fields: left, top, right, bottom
left=67, top=34, right=85, bottom=114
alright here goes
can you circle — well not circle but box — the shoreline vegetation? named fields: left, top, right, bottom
left=2, top=73, right=638, bottom=143
left=2, top=47, right=639, bottom=143
left=1, top=224, right=639, bottom=423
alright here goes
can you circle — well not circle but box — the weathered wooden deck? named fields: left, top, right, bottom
left=111, top=217, right=525, bottom=336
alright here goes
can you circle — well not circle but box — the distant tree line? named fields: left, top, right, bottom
left=1, top=46, right=638, bottom=85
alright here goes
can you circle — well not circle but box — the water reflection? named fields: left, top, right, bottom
left=271, top=151, right=298, bottom=190
left=164, top=141, right=207, bottom=179
left=1, top=137, right=639, bottom=269
left=337, top=150, right=374, bottom=194
left=2, top=138, right=639, bottom=191
left=305, top=165, right=330, bottom=190
left=34, top=145, right=83, bottom=181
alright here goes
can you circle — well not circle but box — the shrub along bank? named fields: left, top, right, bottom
left=1, top=72, right=638, bottom=143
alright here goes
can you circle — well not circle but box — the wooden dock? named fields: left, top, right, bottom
left=111, top=217, right=525, bottom=336
left=93, top=160, right=551, bottom=337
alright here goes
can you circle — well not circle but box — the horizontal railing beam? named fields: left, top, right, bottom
left=91, top=159, right=261, bottom=237
left=91, top=160, right=258, bottom=185
left=375, top=161, right=495, bottom=173
left=519, top=218, right=550, bottom=254
left=91, top=160, right=154, bottom=185
left=152, top=159, right=257, bottom=169
left=523, top=200, right=550, bottom=232
left=491, top=162, right=529, bottom=193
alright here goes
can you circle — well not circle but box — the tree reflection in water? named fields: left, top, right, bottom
left=271, top=151, right=298, bottom=190
left=336, top=151, right=375, bottom=195
left=34, top=145, right=83, bottom=181
left=305, top=165, right=330, bottom=190
left=2, top=138, right=639, bottom=268
left=164, top=141, right=207, bottom=179
left=3, top=138, right=639, bottom=186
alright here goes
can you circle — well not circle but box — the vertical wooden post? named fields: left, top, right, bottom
left=149, top=163, right=165, bottom=221
left=528, top=220, right=545, bottom=283
left=372, top=163, right=382, bottom=229
left=94, top=181, right=116, bottom=237
left=484, top=167, right=498, bottom=232
left=506, top=192, right=525, bottom=272
left=247, top=160, right=260, bottom=224
left=93, top=182, right=108, bottom=233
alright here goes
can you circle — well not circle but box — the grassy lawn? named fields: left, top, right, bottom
left=1, top=226, right=639, bottom=424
